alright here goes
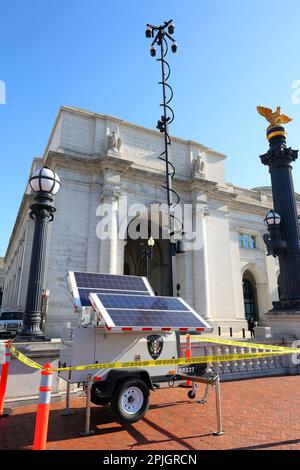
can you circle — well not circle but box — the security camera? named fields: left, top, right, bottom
left=171, top=42, right=178, bottom=53
left=150, top=46, right=156, bottom=57
left=168, top=22, right=175, bottom=34
left=145, top=27, right=152, bottom=38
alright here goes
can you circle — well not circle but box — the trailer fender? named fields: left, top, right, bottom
left=102, top=368, right=154, bottom=399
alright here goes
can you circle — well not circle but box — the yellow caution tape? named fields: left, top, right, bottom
left=7, top=342, right=298, bottom=372
left=55, top=351, right=293, bottom=372
left=8, top=339, right=299, bottom=373
left=9, top=344, right=43, bottom=370
left=190, top=336, right=299, bottom=353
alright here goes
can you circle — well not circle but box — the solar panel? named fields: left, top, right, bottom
left=89, top=293, right=213, bottom=332
left=68, top=271, right=154, bottom=309
left=77, top=289, right=151, bottom=307
left=97, top=294, right=190, bottom=311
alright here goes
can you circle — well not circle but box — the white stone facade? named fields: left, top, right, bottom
left=3, top=106, right=298, bottom=338
left=0, top=257, right=5, bottom=307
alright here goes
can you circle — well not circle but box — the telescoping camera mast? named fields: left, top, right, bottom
left=145, top=19, right=183, bottom=297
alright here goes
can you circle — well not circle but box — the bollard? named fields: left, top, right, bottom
left=33, top=363, right=53, bottom=450
left=0, top=341, right=12, bottom=418
left=213, top=375, right=225, bottom=436
left=61, top=381, right=76, bottom=416
left=218, top=326, right=221, bottom=336
left=184, top=334, right=192, bottom=387
left=80, top=374, right=95, bottom=436
left=229, top=327, right=233, bottom=337
left=242, top=328, right=246, bottom=338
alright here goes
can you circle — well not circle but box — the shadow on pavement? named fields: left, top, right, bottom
left=0, top=397, right=207, bottom=450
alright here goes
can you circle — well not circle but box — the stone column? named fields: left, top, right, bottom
left=98, top=188, right=120, bottom=274
left=86, top=183, right=102, bottom=272
left=116, top=240, right=126, bottom=274
left=191, top=197, right=211, bottom=319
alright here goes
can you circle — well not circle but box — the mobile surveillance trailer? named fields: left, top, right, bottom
left=59, top=272, right=213, bottom=424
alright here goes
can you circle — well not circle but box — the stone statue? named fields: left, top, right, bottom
left=106, top=131, right=122, bottom=153
left=192, top=155, right=205, bottom=177
left=257, top=106, right=292, bottom=130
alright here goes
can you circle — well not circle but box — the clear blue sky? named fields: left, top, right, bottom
left=1, top=0, right=300, bottom=256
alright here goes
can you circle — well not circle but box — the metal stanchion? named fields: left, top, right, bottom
left=213, top=375, right=224, bottom=436
left=80, top=375, right=95, bottom=436
left=197, top=382, right=209, bottom=404
left=61, top=381, right=76, bottom=416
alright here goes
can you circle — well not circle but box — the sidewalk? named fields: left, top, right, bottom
left=0, top=375, right=299, bottom=450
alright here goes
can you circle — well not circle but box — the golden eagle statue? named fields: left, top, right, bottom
left=257, top=106, right=292, bottom=130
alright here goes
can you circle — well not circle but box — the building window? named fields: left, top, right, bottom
left=239, top=233, right=256, bottom=249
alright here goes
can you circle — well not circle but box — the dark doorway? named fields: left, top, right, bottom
left=242, top=270, right=259, bottom=324
left=124, top=218, right=169, bottom=295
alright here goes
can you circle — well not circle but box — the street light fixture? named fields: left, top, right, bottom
left=15, top=166, right=60, bottom=342
left=264, top=210, right=281, bottom=226
left=263, top=209, right=286, bottom=257
left=140, top=237, right=155, bottom=278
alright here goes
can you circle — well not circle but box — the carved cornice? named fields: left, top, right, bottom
left=45, top=150, right=280, bottom=215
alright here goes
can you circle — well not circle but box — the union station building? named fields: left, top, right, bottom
left=3, top=106, right=297, bottom=338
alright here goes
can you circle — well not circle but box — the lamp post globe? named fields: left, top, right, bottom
left=15, top=166, right=60, bottom=342
left=29, top=166, right=61, bottom=195
left=264, top=210, right=281, bottom=226
left=147, top=236, right=155, bottom=248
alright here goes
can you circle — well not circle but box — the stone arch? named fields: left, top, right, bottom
left=123, top=209, right=170, bottom=295
left=241, top=263, right=270, bottom=323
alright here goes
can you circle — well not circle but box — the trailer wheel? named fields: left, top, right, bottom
left=91, top=383, right=110, bottom=406
left=110, top=378, right=150, bottom=424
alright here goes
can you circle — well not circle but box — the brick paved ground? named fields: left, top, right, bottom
left=0, top=376, right=299, bottom=450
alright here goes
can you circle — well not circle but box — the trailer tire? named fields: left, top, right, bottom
left=110, top=378, right=150, bottom=424
left=91, top=383, right=110, bottom=406
left=188, top=389, right=196, bottom=399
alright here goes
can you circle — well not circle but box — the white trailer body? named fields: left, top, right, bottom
left=59, top=327, right=179, bottom=384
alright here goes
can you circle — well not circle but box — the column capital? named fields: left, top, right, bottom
left=192, top=202, right=209, bottom=217
left=101, top=187, right=121, bottom=202
left=260, top=146, right=298, bottom=167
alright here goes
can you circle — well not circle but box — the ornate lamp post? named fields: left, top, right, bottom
left=15, top=167, right=60, bottom=342
left=258, top=106, right=300, bottom=319
left=140, top=237, right=155, bottom=278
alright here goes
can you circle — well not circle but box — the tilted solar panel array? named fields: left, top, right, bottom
left=68, top=271, right=154, bottom=308
left=68, top=271, right=212, bottom=333
left=89, top=293, right=213, bottom=333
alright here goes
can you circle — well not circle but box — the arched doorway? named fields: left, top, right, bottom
left=242, top=270, right=259, bottom=325
left=123, top=214, right=169, bottom=295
